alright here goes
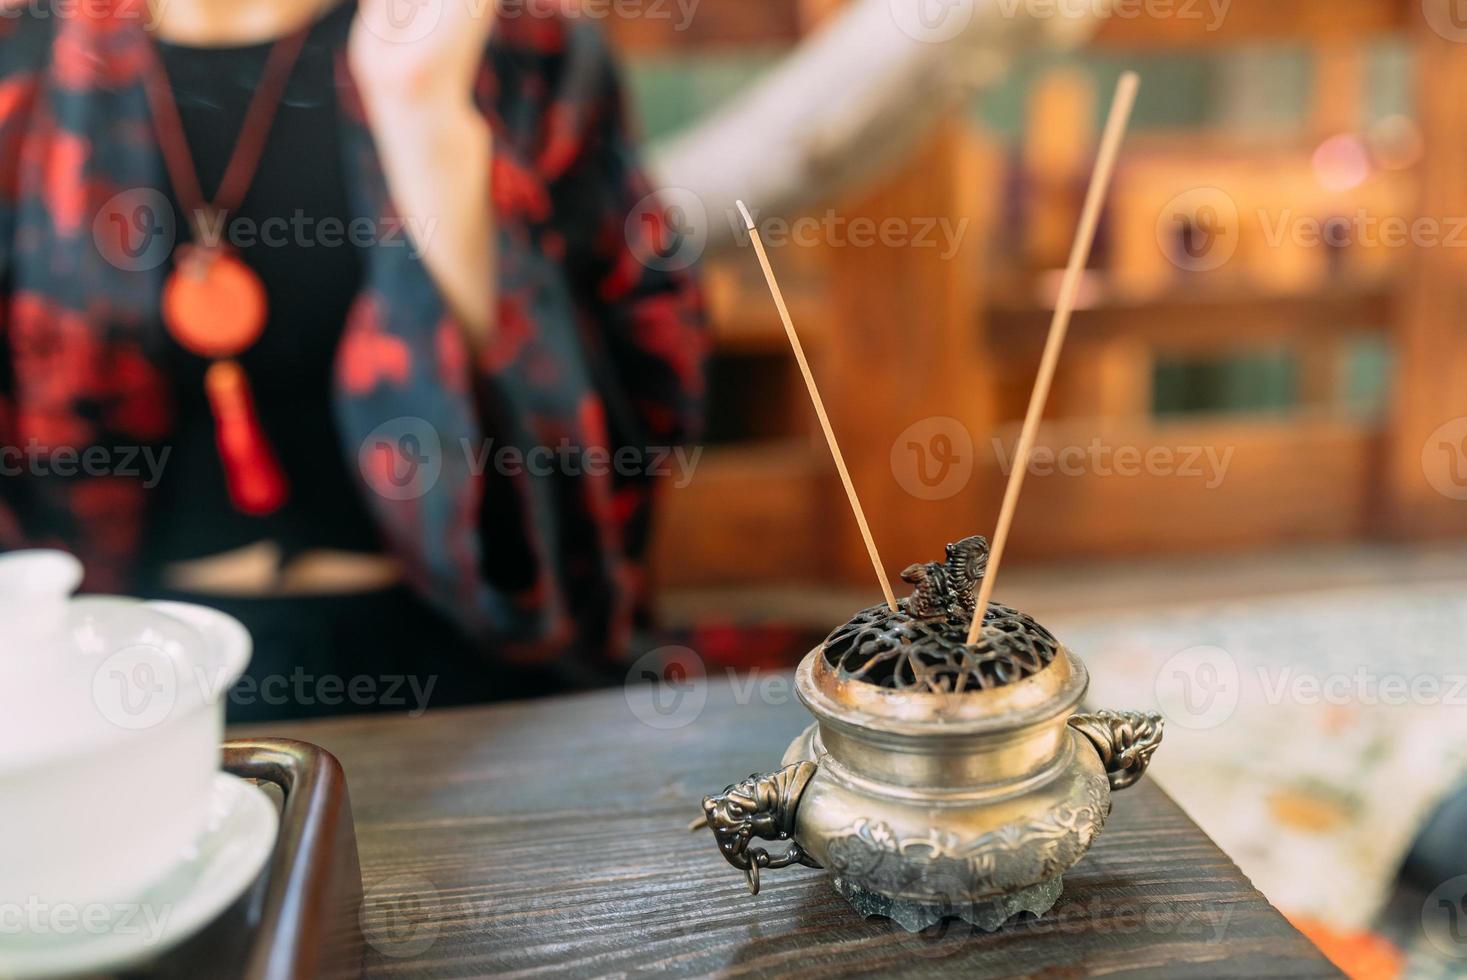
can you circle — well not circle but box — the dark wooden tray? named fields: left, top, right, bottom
left=125, top=738, right=364, bottom=980
left=232, top=682, right=1340, bottom=978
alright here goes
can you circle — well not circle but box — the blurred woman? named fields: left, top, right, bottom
left=0, top=0, right=706, bottom=719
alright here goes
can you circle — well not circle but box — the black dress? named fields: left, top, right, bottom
left=140, top=6, right=559, bottom=723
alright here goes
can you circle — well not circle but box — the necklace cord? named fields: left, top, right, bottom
left=139, top=25, right=312, bottom=240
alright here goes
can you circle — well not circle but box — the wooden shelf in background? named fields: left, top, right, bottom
left=605, top=0, right=1412, bottom=54
left=1385, top=6, right=1467, bottom=538
left=640, top=18, right=1456, bottom=592
left=706, top=283, right=827, bottom=354
left=976, top=413, right=1383, bottom=559
left=987, top=279, right=1394, bottom=354
left=1091, top=0, right=1410, bottom=48
left=651, top=440, right=824, bottom=587
left=704, top=258, right=828, bottom=353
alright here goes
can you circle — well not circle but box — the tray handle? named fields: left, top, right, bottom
left=224, top=738, right=364, bottom=979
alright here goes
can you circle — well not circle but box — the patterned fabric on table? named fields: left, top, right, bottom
left=1051, top=581, right=1467, bottom=941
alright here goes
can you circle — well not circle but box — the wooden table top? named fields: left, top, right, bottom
left=232, top=678, right=1340, bottom=979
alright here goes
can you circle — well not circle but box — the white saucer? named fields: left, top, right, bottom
left=0, top=772, right=280, bottom=978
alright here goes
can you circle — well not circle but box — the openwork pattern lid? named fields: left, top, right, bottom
left=822, top=536, right=1059, bottom=693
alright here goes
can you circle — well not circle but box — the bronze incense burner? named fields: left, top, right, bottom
left=698, top=536, right=1163, bottom=931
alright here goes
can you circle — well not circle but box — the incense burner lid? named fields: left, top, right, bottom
left=821, top=535, right=1061, bottom=696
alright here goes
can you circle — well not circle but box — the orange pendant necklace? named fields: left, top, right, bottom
left=142, top=26, right=310, bottom=516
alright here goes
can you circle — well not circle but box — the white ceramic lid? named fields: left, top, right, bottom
left=0, top=551, right=247, bottom=774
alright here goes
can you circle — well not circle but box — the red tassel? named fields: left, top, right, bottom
left=204, top=360, right=288, bottom=516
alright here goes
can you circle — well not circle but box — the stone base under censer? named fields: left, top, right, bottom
left=831, top=874, right=1064, bottom=933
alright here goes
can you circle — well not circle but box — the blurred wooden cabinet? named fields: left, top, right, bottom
left=620, top=0, right=1467, bottom=593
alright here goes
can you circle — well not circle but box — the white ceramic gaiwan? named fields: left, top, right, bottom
left=0, top=551, right=251, bottom=912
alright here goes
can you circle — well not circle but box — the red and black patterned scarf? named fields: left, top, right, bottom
left=0, top=0, right=708, bottom=668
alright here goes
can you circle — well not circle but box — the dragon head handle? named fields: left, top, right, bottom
left=697, top=761, right=821, bottom=894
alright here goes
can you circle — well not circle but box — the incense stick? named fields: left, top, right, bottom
left=738, top=200, right=898, bottom=612
left=965, top=71, right=1139, bottom=647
